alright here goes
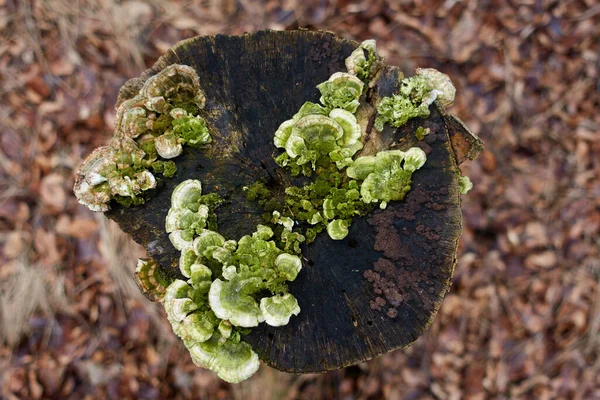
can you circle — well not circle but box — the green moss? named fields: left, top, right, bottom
left=244, top=181, right=270, bottom=202
left=244, top=182, right=282, bottom=214
left=139, top=139, right=158, bottom=160
left=173, top=101, right=200, bottom=116
left=399, top=74, right=433, bottom=103
left=113, top=194, right=145, bottom=207
left=305, top=225, right=324, bottom=243
left=346, top=40, right=379, bottom=81
left=163, top=161, right=177, bottom=177
left=172, top=111, right=212, bottom=148
left=374, top=70, right=456, bottom=131
left=199, top=192, right=224, bottom=231
left=374, top=94, right=430, bottom=131
left=151, top=160, right=177, bottom=178
left=415, top=126, right=430, bottom=141
left=152, top=114, right=173, bottom=135
left=246, top=154, right=378, bottom=244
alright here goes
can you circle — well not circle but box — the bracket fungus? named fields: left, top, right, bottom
left=74, top=31, right=483, bottom=382
left=74, top=64, right=211, bottom=212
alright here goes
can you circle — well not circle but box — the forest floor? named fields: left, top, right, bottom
left=1, top=1, right=599, bottom=399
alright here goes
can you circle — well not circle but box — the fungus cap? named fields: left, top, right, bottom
left=171, top=179, right=203, bottom=211
left=416, top=68, right=456, bottom=107
left=208, top=278, right=265, bottom=327
left=260, top=293, right=301, bottom=327
left=186, top=335, right=259, bottom=383
left=327, top=219, right=349, bottom=240
left=155, top=132, right=183, bottom=159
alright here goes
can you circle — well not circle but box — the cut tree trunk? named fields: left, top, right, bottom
left=106, top=30, right=481, bottom=373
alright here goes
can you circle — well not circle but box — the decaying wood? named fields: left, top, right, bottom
left=106, top=30, right=477, bottom=372
left=445, top=114, right=484, bottom=165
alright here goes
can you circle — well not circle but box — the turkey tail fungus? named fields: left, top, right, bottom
left=74, top=30, right=482, bottom=381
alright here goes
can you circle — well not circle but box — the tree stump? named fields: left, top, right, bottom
left=105, top=30, right=482, bottom=373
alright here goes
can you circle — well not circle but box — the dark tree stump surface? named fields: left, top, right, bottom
left=107, top=30, right=476, bottom=373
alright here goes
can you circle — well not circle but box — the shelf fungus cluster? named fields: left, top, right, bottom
left=73, top=34, right=477, bottom=383
left=374, top=68, right=456, bottom=131
left=162, top=179, right=302, bottom=383
left=74, top=64, right=211, bottom=211
left=266, top=40, right=429, bottom=243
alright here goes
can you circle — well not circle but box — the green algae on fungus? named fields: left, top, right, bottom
left=415, top=68, right=456, bottom=107
left=458, top=175, right=473, bottom=194
left=272, top=63, right=368, bottom=176
left=260, top=293, right=301, bottom=327
left=327, top=219, right=349, bottom=240
left=274, top=107, right=363, bottom=173
left=164, top=279, right=219, bottom=343
left=374, top=68, right=456, bottom=131
left=165, top=179, right=223, bottom=251
left=345, top=39, right=380, bottom=81
left=134, top=258, right=172, bottom=301
left=164, top=275, right=260, bottom=383
left=186, top=334, right=259, bottom=383
left=161, top=179, right=302, bottom=382
left=268, top=41, right=434, bottom=242
left=74, top=64, right=211, bottom=212
left=207, top=228, right=303, bottom=327
left=347, top=148, right=427, bottom=206
left=316, top=72, right=364, bottom=113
